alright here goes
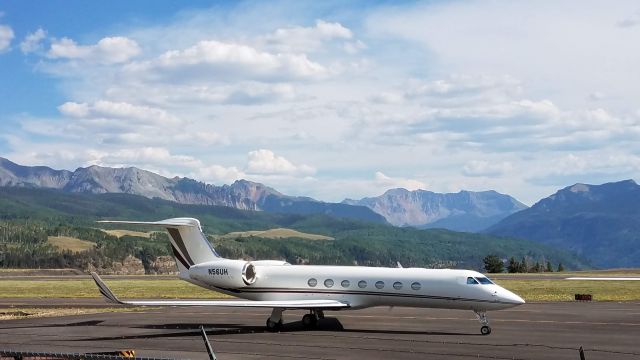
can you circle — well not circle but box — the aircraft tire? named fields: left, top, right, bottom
left=480, top=326, right=491, bottom=335
left=302, top=313, right=318, bottom=328
left=266, top=318, right=283, bottom=331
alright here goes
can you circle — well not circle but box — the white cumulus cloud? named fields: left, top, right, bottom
left=125, top=40, right=327, bottom=82
left=58, top=100, right=181, bottom=126
left=259, top=19, right=355, bottom=53
left=194, top=164, right=245, bottom=185
left=246, top=149, right=315, bottom=176
left=86, top=147, right=202, bottom=170
left=0, top=24, right=14, bottom=53
left=20, top=28, right=47, bottom=54
left=48, top=36, right=141, bottom=64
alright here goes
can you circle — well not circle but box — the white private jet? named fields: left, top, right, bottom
left=91, top=217, right=525, bottom=335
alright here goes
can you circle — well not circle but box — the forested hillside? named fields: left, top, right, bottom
left=0, top=188, right=589, bottom=272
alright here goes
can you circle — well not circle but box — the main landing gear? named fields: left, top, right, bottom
left=474, top=310, right=492, bottom=335
left=266, top=308, right=325, bottom=331
left=302, top=309, right=324, bottom=329
left=266, top=308, right=283, bottom=331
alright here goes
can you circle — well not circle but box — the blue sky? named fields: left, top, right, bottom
left=1, top=0, right=640, bottom=204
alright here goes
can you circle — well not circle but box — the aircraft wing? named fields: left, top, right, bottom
left=91, top=272, right=350, bottom=309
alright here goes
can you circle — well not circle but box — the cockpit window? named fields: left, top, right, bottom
left=466, top=277, right=479, bottom=285
left=475, top=277, right=494, bottom=285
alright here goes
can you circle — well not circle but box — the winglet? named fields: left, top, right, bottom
left=91, top=272, right=123, bottom=305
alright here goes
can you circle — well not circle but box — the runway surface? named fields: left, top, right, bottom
left=0, top=300, right=639, bottom=360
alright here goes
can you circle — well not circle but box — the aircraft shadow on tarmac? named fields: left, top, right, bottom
left=2, top=320, right=105, bottom=330
left=72, top=318, right=474, bottom=342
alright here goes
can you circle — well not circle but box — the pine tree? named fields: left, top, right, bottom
left=546, top=261, right=553, bottom=272
left=557, top=263, right=564, bottom=272
left=507, top=257, right=519, bottom=273
left=533, top=261, right=541, bottom=272
left=483, top=254, right=504, bottom=273
left=520, top=256, right=528, bottom=273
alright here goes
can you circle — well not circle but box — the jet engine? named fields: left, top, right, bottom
left=189, top=259, right=257, bottom=288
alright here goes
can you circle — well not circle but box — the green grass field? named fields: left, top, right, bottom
left=493, top=269, right=640, bottom=277
left=0, top=277, right=638, bottom=302
left=0, top=279, right=231, bottom=299
left=47, top=236, right=96, bottom=252
left=0, top=307, right=153, bottom=320
left=495, top=279, right=640, bottom=301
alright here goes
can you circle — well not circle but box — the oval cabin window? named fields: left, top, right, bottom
left=308, top=278, right=317, bottom=287
left=324, top=279, right=334, bottom=288
left=375, top=281, right=385, bottom=289
left=341, top=280, right=350, bottom=288
left=393, top=281, right=403, bottom=290
left=411, top=282, right=421, bottom=290
left=358, top=280, right=367, bottom=288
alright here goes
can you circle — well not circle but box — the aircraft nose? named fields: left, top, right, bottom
left=501, top=289, right=525, bottom=305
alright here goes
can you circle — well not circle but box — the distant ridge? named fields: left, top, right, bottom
left=0, top=157, right=386, bottom=224
left=487, top=179, right=640, bottom=268
left=344, top=188, right=527, bottom=232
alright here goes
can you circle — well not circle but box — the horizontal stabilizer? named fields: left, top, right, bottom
left=90, top=272, right=349, bottom=309
left=97, top=218, right=201, bottom=228
left=91, top=272, right=124, bottom=305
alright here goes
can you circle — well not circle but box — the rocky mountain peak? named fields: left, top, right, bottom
left=344, top=188, right=527, bottom=231
left=0, top=157, right=72, bottom=188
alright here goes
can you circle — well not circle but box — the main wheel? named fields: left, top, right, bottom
left=480, top=325, right=491, bottom=335
left=302, top=313, right=318, bottom=328
left=266, top=318, right=283, bottom=332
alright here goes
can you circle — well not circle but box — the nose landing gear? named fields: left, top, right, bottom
left=474, top=311, right=492, bottom=335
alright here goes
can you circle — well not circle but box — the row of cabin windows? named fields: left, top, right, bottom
left=308, top=278, right=422, bottom=291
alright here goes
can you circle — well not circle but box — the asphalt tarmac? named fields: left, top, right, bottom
left=0, top=300, right=638, bottom=360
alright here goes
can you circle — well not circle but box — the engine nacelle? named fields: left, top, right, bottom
left=189, top=260, right=257, bottom=288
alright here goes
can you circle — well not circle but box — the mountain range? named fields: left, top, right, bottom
left=344, top=188, right=527, bottom=232
left=3, top=157, right=640, bottom=268
left=487, top=180, right=640, bottom=268
left=0, top=157, right=385, bottom=224
left=0, top=157, right=524, bottom=231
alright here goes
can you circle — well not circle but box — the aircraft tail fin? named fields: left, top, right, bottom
left=97, top=218, right=222, bottom=271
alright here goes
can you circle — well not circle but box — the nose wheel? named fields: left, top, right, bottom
left=474, top=310, right=492, bottom=335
